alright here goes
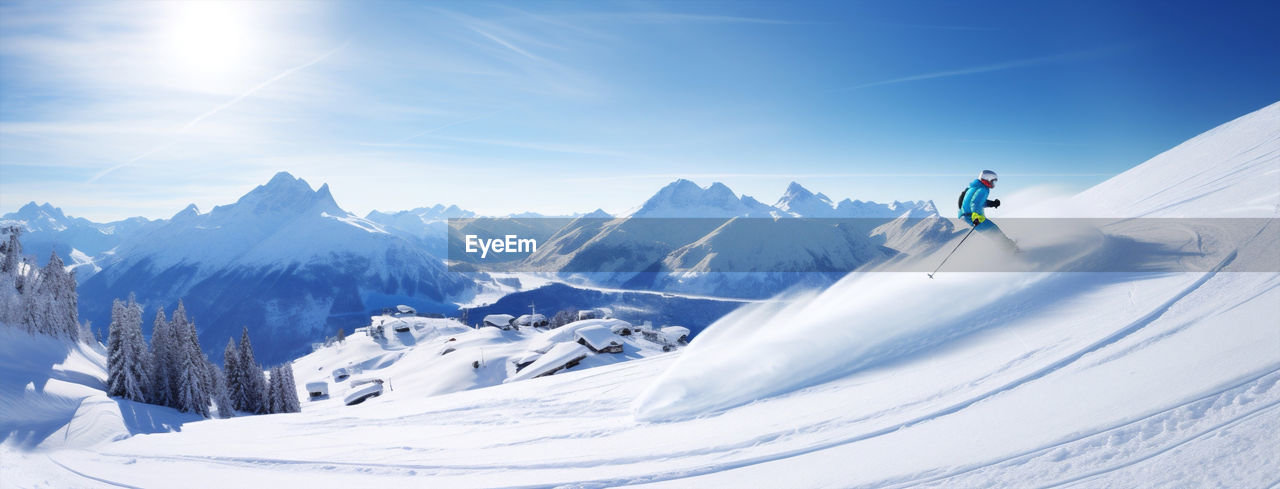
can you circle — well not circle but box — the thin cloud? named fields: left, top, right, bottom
left=397, top=110, right=506, bottom=143
left=88, top=142, right=176, bottom=183
left=470, top=28, right=545, bottom=62
left=845, top=49, right=1114, bottom=90
left=621, top=13, right=807, bottom=25
left=87, top=42, right=348, bottom=183
left=180, top=41, right=349, bottom=133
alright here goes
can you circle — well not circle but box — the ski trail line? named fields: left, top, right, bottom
left=47, top=453, right=144, bottom=489
left=1036, top=397, right=1280, bottom=488
left=883, top=365, right=1280, bottom=488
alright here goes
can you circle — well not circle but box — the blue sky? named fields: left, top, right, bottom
left=1, top=0, right=1277, bottom=221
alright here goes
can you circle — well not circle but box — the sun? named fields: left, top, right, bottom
left=161, top=2, right=255, bottom=84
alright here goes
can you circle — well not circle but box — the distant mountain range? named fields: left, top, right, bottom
left=3, top=175, right=945, bottom=364
left=520, top=179, right=949, bottom=296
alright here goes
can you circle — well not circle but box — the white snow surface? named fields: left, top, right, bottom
left=5, top=102, right=1280, bottom=487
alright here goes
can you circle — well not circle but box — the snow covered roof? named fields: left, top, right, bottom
left=343, top=382, right=383, bottom=405
left=396, top=305, right=415, bottom=314
left=483, top=314, right=515, bottom=326
left=574, top=325, right=621, bottom=351
left=513, top=351, right=543, bottom=366
left=661, top=326, right=690, bottom=342
left=515, top=313, right=547, bottom=325
left=507, top=342, right=589, bottom=382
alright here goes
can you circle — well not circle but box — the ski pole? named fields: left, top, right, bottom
left=927, top=225, right=977, bottom=279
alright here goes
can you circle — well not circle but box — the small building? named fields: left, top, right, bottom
left=512, top=351, right=544, bottom=372
left=350, top=377, right=383, bottom=388
left=507, top=343, right=589, bottom=381
left=661, top=326, right=691, bottom=345
left=577, top=310, right=598, bottom=321
left=515, top=313, right=549, bottom=328
left=393, top=305, right=416, bottom=317
left=574, top=324, right=623, bottom=354
left=390, top=320, right=412, bottom=333
left=609, top=322, right=632, bottom=336
left=344, top=382, right=383, bottom=406
left=634, top=321, right=655, bottom=334
left=483, top=314, right=516, bottom=329
left=332, top=367, right=350, bottom=382
left=306, top=381, right=329, bottom=399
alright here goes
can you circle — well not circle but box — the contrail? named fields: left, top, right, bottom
left=844, top=49, right=1113, bottom=90
left=88, top=142, right=176, bottom=183
left=89, top=41, right=349, bottom=183
left=181, top=41, right=350, bottom=133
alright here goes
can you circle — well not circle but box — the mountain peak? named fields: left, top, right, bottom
left=172, top=203, right=200, bottom=220
left=776, top=182, right=836, bottom=216
left=267, top=171, right=299, bottom=185
left=784, top=181, right=811, bottom=196
left=633, top=179, right=775, bottom=217
left=582, top=208, right=612, bottom=219
left=208, top=172, right=344, bottom=219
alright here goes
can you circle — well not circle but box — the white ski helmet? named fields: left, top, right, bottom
left=979, top=170, right=998, bottom=185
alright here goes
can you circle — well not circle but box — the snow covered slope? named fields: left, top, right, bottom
left=0, top=324, right=199, bottom=461
left=6, top=103, right=1278, bottom=488
left=1074, top=101, right=1280, bottom=218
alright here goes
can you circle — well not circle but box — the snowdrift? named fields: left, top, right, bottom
left=634, top=101, right=1280, bottom=422
left=0, top=325, right=199, bottom=452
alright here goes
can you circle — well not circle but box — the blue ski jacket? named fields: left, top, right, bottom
left=958, top=178, right=991, bottom=219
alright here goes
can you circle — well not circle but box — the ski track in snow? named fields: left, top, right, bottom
left=5, top=102, right=1280, bottom=488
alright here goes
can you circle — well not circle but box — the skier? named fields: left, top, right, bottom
left=959, top=169, right=1018, bottom=252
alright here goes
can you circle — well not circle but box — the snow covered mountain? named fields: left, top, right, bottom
left=364, top=204, right=476, bottom=256
left=629, top=179, right=780, bottom=218
left=522, top=180, right=948, bottom=297
left=0, top=203, right=157, bottom=276
left=4, top=102, right=1278, bottom=489
left=76, top=172, right=478, bottom=365
left=775, top=181, right=936, bottom=218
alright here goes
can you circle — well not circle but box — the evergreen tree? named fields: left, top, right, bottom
left=148, top=307, right=175, bottom=407
left=266, top=365, right=282, bottom=414
left=223, top=338, right=245, bottom=412
left=111, top=295, right=150, bottom=402
left=0, top=262, right=19, bottom=325
left=0, top=226, right=21, bottom=276
left=238, top=326, right=269, bottom=414
left=280, top=362, right=301, bottom=413
left=106, top=299, right=126, bottom=397
left=19, top=264, right=46, bottom=335
left=208, top=358, right=235, bottom=419
left=173, top=301, right=210, bottom=417
left=39, top=252, right=78, bottom=339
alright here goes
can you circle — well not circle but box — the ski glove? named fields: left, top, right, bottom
left=971, top=213, right=986, bottom=226
left=986, top=199, right=1001, bottom=209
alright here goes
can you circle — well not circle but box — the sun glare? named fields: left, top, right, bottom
left=162, top=2, right=255, bottom=84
